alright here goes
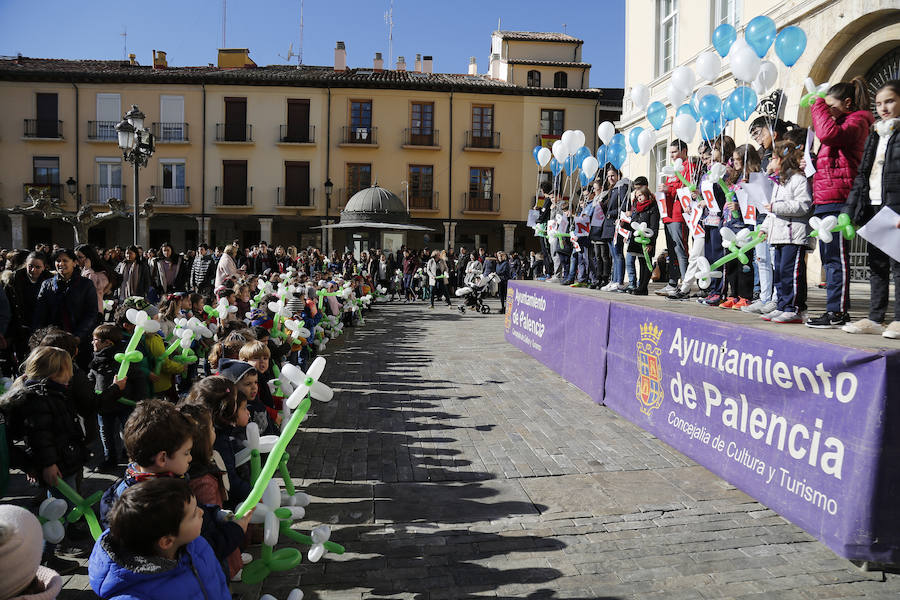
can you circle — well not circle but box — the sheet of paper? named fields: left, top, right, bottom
left=688, top=205, right=704, bottom=238
left=744, top=173, right=774, bottom=213
left=574, top=215, right=591, bottom=237
left=655, top=192, right=668, bottom=219
left=804, top=128, right=817, bottom=178
left=700, top=181, right=720, bottom=214
left=735, top=188, right=758, bottom=225
left=590, top=204, right=606, bottom=228
left=676, top=187, right=693, bottom=213
left=526, top=209, right=540, bottom=228
left=857, top=207, right=900, bottom=262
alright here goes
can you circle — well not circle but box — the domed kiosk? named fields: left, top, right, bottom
left=317, top=185, right=433, bottom=256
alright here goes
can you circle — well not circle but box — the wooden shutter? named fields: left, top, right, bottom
left=287, top=99, right=310, bottom=142
left=36, top=93, right=58, bottom=137
left=224, top=97, right=247, bottom=141
left=285, top=161, right=310, bottom=206
left=223, top=160, right=247, bottom=205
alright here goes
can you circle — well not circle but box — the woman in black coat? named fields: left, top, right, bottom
left=5, top=251, right=51, bottom=363
left=626, top=185, right=661, bottom=296
left=598, top=169, right=633, bottom=291
left=33, top=248, right=99, bottom=368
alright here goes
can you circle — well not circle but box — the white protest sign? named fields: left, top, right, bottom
left=735, top=188, right=758, bottom=225
left=676, top=188, right=692, bottom=214
left=700, top=181, right=720, bottom=214
left=655, top=192, right=668, bottom=219
left=574, top=215, right=591, bottom=237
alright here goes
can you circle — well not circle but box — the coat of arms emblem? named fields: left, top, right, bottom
left=636, top=322, right=663, bottom=416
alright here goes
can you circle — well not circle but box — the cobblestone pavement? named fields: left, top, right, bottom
left=31, top=298, right=900, bottom=599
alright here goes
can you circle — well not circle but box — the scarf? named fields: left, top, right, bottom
left=125, top=462, right=186, bottom=483
left=875, top=117, right=899, bottom=138
left=635, top=197, right=653, bottom=213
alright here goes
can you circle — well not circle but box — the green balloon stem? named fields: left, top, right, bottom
left=278, top=452, right=295, bottom=496
left=115, top=326, right=145, bottom=380
left=55, top=479, right=103, bottom=540
left=674, top=170, right=696, bottom=192
left=234, top=395, right=312, bottom=519
left=279, top=522, right=345, bottom=554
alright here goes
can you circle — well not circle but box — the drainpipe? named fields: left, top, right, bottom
left=72, top=83, right=80, bottom=209
left=594, top=93, right=601, bottom=151
left=448, top=88, right=453, bottom=250
left=201, top=83, right=207, bottom=243
left=325, top=86, right=332, bottom=255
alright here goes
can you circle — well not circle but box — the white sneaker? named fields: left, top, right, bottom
left=655, top=284, right=676, bottom=296
left=546, top=276, right=559, bottom=283
left=883, top=321, right=900, bottom=339
left=772, top=311, right=802, bottom=324
left=842, top=318, right=884, bottom=335
left=602, top=282, right=617, bottom=292
left=761, top=310, right=783, bottom=322
left=742, top=300, right=775, bottom=314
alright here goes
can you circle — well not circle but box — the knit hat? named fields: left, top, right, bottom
left=217, top=359, right=257, bottom=384
left=0, top=504, right=45, bottom=599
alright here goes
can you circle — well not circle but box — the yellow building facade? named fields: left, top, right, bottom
left=0, top=31, right=622, bottom=254
left=620, top=0, right=900, bottom=278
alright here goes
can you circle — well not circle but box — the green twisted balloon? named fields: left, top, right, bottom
left=55, top=479, right=103, bottom=541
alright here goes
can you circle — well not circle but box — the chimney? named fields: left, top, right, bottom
left=152, top=50, right=167, bottom=69
left=334, top=41, right=346, bottom=71
left=423, top=55, right=433, bottom=74
left=468, top=56, right=477, bottom=75
left=373, top=52, right=383, bottom=72
left=128, top=53, right=136, bottom=66
left=396, top=56, right=406, bottom=71
left=414, top=53, right=422, bottom=72
left=217, top=48, right=256, bottom=68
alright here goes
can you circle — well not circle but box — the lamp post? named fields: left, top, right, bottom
left=65, top=176, right=81, bottom=209
left=324, top=178, right=333, bottom=255
left=116, top=105, right=154, bottom=246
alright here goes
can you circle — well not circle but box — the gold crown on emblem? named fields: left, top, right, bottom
left=639, top=322, right=662, bottom=345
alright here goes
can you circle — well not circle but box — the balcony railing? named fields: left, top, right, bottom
left=341, top=126, right=377, bottom=145
left=150, top=186, right=190, bottom=206
left=152, top=122, right=190, bottom=143
left=276, top=186, right=316, bottom=208
left=402, top=128, right=439, bottom=147
left=23, top=183, right=62, bottom=203
left=215, top=123, right=253, bottom=142
left=279, top=125, right=315, bottom=143
left=463, top=191, right=500, bottom=212
left=464, top=130, right=501, bottom=150
left=214, top=186, right=254, bottom=207
left=407, top=191, right=438, bottom=210
left=87, top=121, right=118, bottom=141
left=24, top=119, right=63, bottom=139
left=86, top=184, right=126, bottom=205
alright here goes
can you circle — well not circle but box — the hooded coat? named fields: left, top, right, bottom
left=811, top=98, right=875, bottom=209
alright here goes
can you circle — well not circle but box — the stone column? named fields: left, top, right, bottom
left=259, top=217, right=273, bottom=245
left=320, top=219, right=334, bottom=255
left=474, top=234, right=481, bottom=252
left=443, top=222, right=451, bottom=252
left=138, top=217, right=149, bottom=249
left=449, top=222, right=457, bottom=251
left=196, top=216, right=212, bottom=245
left=503, top=223, right=517, bottom=253
left=9, top=214, right=25, bottom=250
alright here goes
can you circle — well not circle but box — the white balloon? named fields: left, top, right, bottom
left=671, top=66, right=695, bottom=94
left=571, top=130, right=586, bottom=151
left=40, top=497, right=68, bottom=521
left=667, top=82, right=689, bottom=107
left=672, top=113, right=697, bottom=142
left=42, top=521, right=65, bottom=544
left=560, top=130, right=575, bottom=154
left=597, top=121, right=615, bottom=145
left=729, top=39, right=761, bottom=83
left=287, top=589, right=305, bottom=600
left=581, top=156, right=599, bottom=179
left=756, top=60, right=778, bottom=93
left=262, top=480, right=281, bottom=508
left=551, top=139, right=567, bottom=162
left=696, top=51, right=722, bottom=82
left=308, top=544, right=325, bottom=563
left=537, top=147, right=552, bottom=168
left=263, top=511, right=280, bottom=547
left=751, top=78, right=767, bottom=96
left=637, top=130, right=654, bottom=155
left=630, top=84, right=650, bottom=112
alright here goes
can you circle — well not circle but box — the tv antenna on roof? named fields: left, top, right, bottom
left=121, top=27, right=127, bottom=60
left=278, top=1, right=303, bottom=67
left=384, top=0, right=394, bottom=67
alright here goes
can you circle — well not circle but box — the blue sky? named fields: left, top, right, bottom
left=0, top=0, right=625, bottom=88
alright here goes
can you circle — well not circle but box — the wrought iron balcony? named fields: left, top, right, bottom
left=24, top=119, right=63, bottom=139
left=464, top=130, right=500, bottom=150
left=87, top=121, right=118, bottom=141
left=408, top=191, right=438, bottom=210
left=340, top=126, right=377, bottom=145
left=402, top=128, right=439, bottom=147
left=276, top=186, right=316, bottom=208
left=215, top=123, right=253, bottom=142
left=86, top=184, right=126, bottom=204
left=150, top=186, right=190, bottom=206
left=463, top=191, right=500, bottom=212
left=152, top=122, right=189, bottom=143
left=214, top=185, right=254, bottom=207
left=279, top=125, right=315, bottom=143
left=22, top=183, right=62, bottom=203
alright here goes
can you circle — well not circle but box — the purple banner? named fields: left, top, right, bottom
left=504, top=281, right=609, bottom=404
left=505, top=282, right=900, bottom=562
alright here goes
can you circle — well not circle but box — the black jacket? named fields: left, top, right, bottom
left=627, top=201, right=661, bottom=255
left=600, top=179, right=634, bottom=241
left=190, top=253, right=217, bottom=293
left=845, top=129, right=900, bottom=225
left=89, top=343, right=148, bottom=408
left=6, top=268, right=50, bottom=342
left=0, top=379, right=87, bottom=477
left=34, top=272, right=99, bottom=342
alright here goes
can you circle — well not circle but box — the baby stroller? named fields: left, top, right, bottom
left=455, top=272, right=499, bottom=314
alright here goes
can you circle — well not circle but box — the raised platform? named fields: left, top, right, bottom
left=504, top=279, right=900, bottom=563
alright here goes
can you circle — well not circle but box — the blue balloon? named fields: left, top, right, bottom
left=596, top=145, right=609, bottom=166
left=579, top=171, right=591, bottom=187
left=563, top=155, right=576, bottom=176
left=609, top=144, right=627, bottom=170
left=729, top=86, right=758, bottom=121
left=712, top=24, right=736, bottom=58
left=610, top=133, right=626, bottom=149
left=746, top=15, right=776, bottom=59
left=550, top=157, right=562, bottom=176
left=698, top=94, right=723, bottom=120
left=676, top=103, right=698, bottom=120
left=574, top=145, right=591, bottom=167
left=629, top=127, right=644, bottom=154
left=532, top=145, right=543, bottom=166
left=700, top=117, right=726, bottom=142
left=646, top=101, right=667, bottom=131
left=722, top=96, right=739, bottom=122
left=774, top=26, right=806, bottom=67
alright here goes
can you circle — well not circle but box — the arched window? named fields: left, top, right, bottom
left=553, top=71, right=568, bottom=89
left=527, top=70, right=541, bottom=87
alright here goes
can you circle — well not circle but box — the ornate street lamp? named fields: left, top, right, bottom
left=116, top=104, right=154, bottom=245
left=65, top=176, right=81, bottom=207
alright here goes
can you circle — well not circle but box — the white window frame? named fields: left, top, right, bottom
left=95, top=93, right=121, bottom=140
left=650, top=141, right=668, bottom=190
left=159, top=95, right=186, bottom=141
left=159, top=158, right=187, bottom=205
left=710, top=0, right=741, bottom=41
left=656, top=0, right=679, bottom=77
left=95, top=157, right=123, bottom=204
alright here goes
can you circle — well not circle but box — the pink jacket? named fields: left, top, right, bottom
left=811, top=98, right=874, bottom=207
